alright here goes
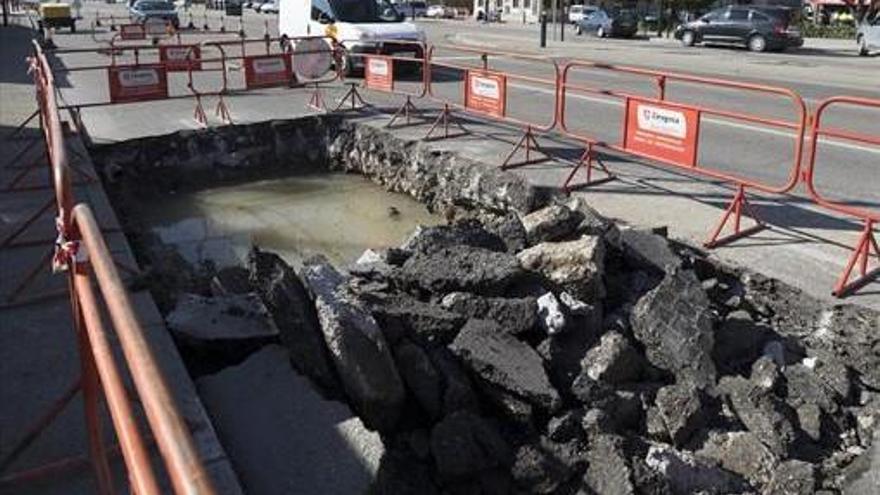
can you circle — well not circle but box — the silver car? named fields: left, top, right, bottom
left=857, top=13, right=880, bottom=56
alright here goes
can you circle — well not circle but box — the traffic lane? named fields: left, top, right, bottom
left=425, top=22, right=880, bottom=95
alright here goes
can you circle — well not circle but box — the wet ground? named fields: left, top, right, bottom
left=139, top=173, right=441, bottom=268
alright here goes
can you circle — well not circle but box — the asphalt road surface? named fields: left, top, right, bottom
left=36, top=3, right=880, bottom=214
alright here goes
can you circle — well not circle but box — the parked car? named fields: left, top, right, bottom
left=575, top=8, right=638, bottom=38
left=568, top=4, right=598, bottom=25
left=675, top=6, right=802, bottom=52
left=259, top=0, right=278, bottom=13
left=857, top=12, right=880, bottom=55
left=426, top=4, right=444, bottom=18
left=397, top=1, right=427, bottom=18
left=129, top=0, right=180, bottom=28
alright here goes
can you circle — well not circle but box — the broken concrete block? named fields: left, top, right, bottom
left=517, top=235, right=605, bottom=302
left=429, top=411, right=512, bottom=482
left=248, top=249, right=340, bottom=394
left=654, top=381, right=709, bottom=448
left=763, top=460, right=815, bottom=495
left=302, top=258, right=405, bottom=432
left=478, top=210, right=528, bottom=253
left=547, top=409, right=585, bottom=443
left=644, top=444, right=749, bottom=494
left=167, top=292, right=278, bottom=341
left=450, top=319, right=561, bottom=413
left=631, top=267, right=716, bottom=388
left=698, top=430, right=778, bottom=487
left=399, top=245, right=526, bottom=296
left=582, top=331, right=644, bottom=384
left=511, top=440, right=572, bottom=494
left=370, top=294, right=466, bottom=347
left=537, top=292, right=566, bottom=335
left=401, top=220, right=506, bottom=255
left=619, top=227, right=681, bottom=273
left=719, top=376, right=799, bottom=458
left=195, top=345, right=383, bottom=495
left=428, top=347, right=480, bottom=416
left=440, top=292, right=537, bottom=336
left=520, top=204, right=583, bottom=245
left=583, top=434, right=635, bottom=495
left=210, top=266, right=253, bottom=295
left=393, top=341, right=443, bottom=420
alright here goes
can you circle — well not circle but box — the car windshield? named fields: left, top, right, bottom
left=136, top=1, right=174, bottom=11
left=329, top=0, right=400, bottom=22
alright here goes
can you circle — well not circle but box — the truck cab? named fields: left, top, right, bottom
left=279, top=0, right=426, bottom=74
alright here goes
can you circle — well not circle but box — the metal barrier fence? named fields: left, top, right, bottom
left=44, top=33, right=339, bottom=126
left=805, top=96, right=880, bottom=297
left=559, top=60, right=808, bottom=248
left=0, top=41, right=217, bottom=495
left=426, top=44, right=560, bottom=167
left=338, top=39, right=428, bottom=121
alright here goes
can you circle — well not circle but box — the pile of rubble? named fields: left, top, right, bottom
left=164, top=199, right=879, bottom=494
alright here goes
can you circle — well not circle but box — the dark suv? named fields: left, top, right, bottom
left=675, top=6, right=802, bottom=52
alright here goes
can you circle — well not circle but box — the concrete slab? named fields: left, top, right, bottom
left=196, top=344, right=384, bottom=495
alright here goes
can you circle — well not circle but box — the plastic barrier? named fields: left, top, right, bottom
left=0, top=41, right=217, bottom=495
left=426, top=44, right=560, bottom=168
left=805, top=96, right=880, bottom=297
left=559, top=60, right=807, bottom=248
left=338, top=39, right=428, bottom=126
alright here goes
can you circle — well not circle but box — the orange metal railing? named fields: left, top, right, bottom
left=0, top=40, right=217, bottom=495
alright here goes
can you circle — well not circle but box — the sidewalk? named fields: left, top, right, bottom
left=0, top=18, right=242, bottom=495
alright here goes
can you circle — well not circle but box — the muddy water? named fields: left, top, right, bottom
left=139, top=174, right=441, bottom=268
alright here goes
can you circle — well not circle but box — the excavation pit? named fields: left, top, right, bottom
left=89, top=115, right=880, bottom=495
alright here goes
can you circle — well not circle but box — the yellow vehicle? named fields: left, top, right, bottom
left=39, top=3, right=76, bottom=32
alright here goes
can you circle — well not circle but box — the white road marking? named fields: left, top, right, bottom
left=506, top=81, right=880, bottom=155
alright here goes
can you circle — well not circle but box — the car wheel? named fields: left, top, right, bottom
left=748, top=34, right=767, bottom=52
left=681, top=30, right=695, bottom=47
left=597, top=26, right=606, bottom=38
left=858, top=35, right=869, bottom=56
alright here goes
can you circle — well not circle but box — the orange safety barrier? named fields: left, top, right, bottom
left=426, top=44, right=560, bottom=168
left=184, top=35, right=339, bottom=122
left=41, top=34, right=339, bottom=126
left=559, top=60, right=808, bottom=248
left=805, top=96, right=880, bottom=297
left=338, top=39, right=428, bottom=126
left=1, top=41, right=218, bottom=495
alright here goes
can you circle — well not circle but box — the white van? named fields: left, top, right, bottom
left=279, top=0, right=426, bottom=74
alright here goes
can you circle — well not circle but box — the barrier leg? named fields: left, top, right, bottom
left=833, top=219, right=879, bottom=297
left=704, top=184, right=766, bottom=248
left=386, top=95, right=419, bottom=128
left=425, top=104, right=467, bottom=141
left=501, top=125, right=549, bottom=170
left=561, top=142, right=616, bottom=194
left=0, top=381, right=80, bottom=475
left=334, top=83, right=367, bottom=112
left=0, top=197, right=54, bottom=249
left=193, top=94, right=208, bottom=127
left=307, top=83, right=327, bottom=112
left=71, top=283, right=116, bottom=495
left=215, top=96, right=232, bottom=125
left=9, top=109, right=40, bottom=139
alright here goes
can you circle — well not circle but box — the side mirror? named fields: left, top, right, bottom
left=317, top=12, right=332, bottom=24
